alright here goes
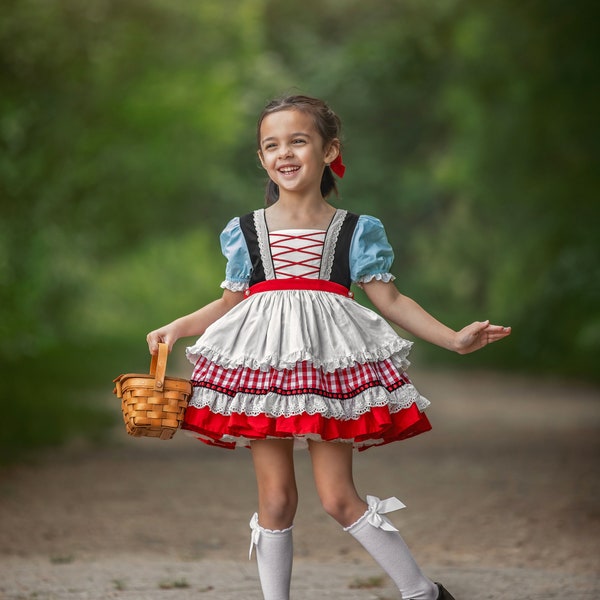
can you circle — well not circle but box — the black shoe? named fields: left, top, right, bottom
left=435, top=582, right=456, bottom=600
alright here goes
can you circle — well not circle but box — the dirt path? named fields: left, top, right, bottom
left=1, top=369, right=599, bottom=599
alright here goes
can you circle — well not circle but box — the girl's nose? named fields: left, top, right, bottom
left=279, top=144, right=293, bottom=158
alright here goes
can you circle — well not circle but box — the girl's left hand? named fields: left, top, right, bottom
left=454, top=320, right=511, bottom=354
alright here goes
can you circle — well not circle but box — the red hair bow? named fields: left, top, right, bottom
left=330, top=155, right=346, bottom=178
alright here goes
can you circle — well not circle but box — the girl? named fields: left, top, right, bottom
left=146, top=94, right=511, bottom=600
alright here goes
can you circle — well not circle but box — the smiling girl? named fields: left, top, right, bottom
left=146, top=94, right=511, bottom=599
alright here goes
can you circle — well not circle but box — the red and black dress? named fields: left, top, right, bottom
left=183, top=208, right=431, bottom=450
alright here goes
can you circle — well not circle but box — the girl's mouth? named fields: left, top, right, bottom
left=278, top=165, right=300, bottom=176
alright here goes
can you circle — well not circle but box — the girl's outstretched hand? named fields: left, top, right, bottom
left=146, top=327, right=178, bottom=355
left=454, top=320, right=511, bottom=354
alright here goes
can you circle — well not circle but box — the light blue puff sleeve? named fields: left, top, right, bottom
left=349, top=215, right=396, bottom=284
left=219, top=217, right=251, bottom=291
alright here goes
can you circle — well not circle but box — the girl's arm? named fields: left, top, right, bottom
left=363, top=280, right=511, bottom=354
left=146, top=289, right=245, bottom=354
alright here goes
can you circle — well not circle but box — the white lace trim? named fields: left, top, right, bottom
left=355, top=272, right=396, bottom=284
left=187, top=338, right=413, bottom=373
left=320, top=209, right=347, bottom=280
left=254, top=209, right=275, bottom=280
left=188, top=382, right=429, bottom=420
left=220, top=280, right=249, bottom=292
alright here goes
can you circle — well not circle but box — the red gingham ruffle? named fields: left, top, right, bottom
left=190, top=356, right=411, bottom=399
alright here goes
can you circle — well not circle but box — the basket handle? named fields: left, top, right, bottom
left=150, top=343, right=168, bottom=391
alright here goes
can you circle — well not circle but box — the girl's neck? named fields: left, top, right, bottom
left=265, top=195, right=336, bottom=231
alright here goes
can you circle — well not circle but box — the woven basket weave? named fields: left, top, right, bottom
left=113, top=343, right=192, bottom=440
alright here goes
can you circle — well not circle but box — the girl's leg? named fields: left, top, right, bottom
left=307, top=438, right=366, bottom=526
left=308, top=440, right=438, bottom=600
left=249, top=439, right=297, bottom=600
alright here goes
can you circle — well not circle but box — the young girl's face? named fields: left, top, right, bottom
left=258, top=109, right=339, bottom=198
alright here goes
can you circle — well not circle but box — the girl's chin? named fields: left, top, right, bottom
left=275, top=178, right=302, bottom=191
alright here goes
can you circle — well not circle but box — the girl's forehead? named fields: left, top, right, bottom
left=260, top=109, right=317, bottom=137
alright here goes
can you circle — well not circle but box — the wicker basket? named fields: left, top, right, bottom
left=113, top=343, right=192, bottom=440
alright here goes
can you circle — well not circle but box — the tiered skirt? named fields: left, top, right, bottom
left=183, top=287, right=431, bottom=451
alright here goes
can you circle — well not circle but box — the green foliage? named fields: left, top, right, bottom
left=1, top=0, right=598, bottom=456
left=409, top=0, right=600, bottom=375
left=71, top=228, right=223, bottom=341
left=0, top=0, right=255, bottom=362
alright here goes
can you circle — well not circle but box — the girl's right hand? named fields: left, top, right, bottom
left=146, top=327, right=178, bottom=355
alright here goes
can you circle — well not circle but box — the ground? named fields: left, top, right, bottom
left=1, top=369, right=599, bottom=599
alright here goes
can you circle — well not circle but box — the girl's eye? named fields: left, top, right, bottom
left=292, top=139, right=306, bottom=145
left=264, top=143, right=277, bottom=150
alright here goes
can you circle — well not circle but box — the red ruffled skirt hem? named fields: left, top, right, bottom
left=182, top=403, right=431, bottom=451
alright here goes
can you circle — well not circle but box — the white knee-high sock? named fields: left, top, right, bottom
left=344, top=496, right=438, bottom=600
left=249, top=513, right=293, bottom=600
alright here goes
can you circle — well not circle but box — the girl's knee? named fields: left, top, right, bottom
left=258, top=487, right=298, bottom=528
left=320, top=493, right=364, bottom=526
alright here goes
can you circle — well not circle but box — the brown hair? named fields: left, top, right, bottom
left=257, top=95, right=343, bottom=205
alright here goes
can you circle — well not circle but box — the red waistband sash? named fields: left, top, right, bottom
left=244, top=278, right=354, bottom=299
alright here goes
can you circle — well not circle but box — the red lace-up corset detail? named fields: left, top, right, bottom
left=269, top=230, right=326, bottom=279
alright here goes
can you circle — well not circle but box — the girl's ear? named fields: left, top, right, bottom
left=257, top=149, right=266, bottom=169
left=324, top=139, right=340, bottom=165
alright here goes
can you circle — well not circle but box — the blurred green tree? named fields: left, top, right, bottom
left=0, top=0, right=261, bottom=361
left=256, top=0, right=599, bottom=375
